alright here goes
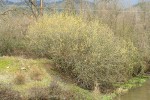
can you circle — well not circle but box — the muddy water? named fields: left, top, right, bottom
left=116, top=80, right=150, bottom=100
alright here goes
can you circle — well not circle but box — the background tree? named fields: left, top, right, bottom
left=24, top=0, right=44, bottom=19
left=0, top=0, right=4, bottom=6
left=64, top=0, right=76, bottom=14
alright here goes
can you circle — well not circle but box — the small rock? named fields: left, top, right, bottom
left=28, top=66, right=30, bottom=68
left=21, top=67, right=26, bottom=70
left=116, top=88, right=128, bottom=94
left=6, top=66, right=10, bottom=69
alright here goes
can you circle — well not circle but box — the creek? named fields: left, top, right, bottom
left=116, top=80, right=150, bottom=100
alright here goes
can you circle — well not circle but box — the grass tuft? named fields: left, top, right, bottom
left=14, top=71, right=26, bottom=85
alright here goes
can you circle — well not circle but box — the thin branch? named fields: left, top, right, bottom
left=0, top=9, right=17, bottom=15
left=24, top=0, right=39, bottom=19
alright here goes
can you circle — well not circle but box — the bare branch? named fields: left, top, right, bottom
left=0, top=8, right=17, bottom=15
left=24, top=0, right=44, bottom=19
left=24, top=0, right=39, bottom=19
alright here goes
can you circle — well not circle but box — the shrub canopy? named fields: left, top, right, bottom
left=27, top=14, right=140, bottom=90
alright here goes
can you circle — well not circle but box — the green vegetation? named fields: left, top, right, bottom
left=0, top=56, right=100, bottom=100
left=118, top=77, right=148, bottom=89
left=102, top=76, right=149, bottom=100
left=27, top=14, right=142, bottom=91
left=116, top=76, right=149, bottom=92
left=0, top=56, right=146, bottom=100
left=0, top=0, right=150, bottom=99
left=0, top=56, right=51, bottom=88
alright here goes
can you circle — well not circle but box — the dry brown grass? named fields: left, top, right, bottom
left=14, top=71, right=26, bottom=85
left=0, top=84, right=22, bottom=100
left=29, top=66, right=43, bottom=81
left=27, top=87, right=49, bottom=100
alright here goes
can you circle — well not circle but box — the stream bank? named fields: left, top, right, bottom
left=102, top=76, right=149, bottom=100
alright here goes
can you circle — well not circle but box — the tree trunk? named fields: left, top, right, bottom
left=40, top=0, right=43, bottom=16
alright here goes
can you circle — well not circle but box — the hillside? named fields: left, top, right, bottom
left=3, top=0, right=94, bottom=11
left=134, top=1, right=150, bottom=10
left=43, top=0, right=94, bottom=12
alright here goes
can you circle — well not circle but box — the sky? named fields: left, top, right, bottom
left=7, top=0, right=141, bottom=6
left=8, top=0, right=139, bottom=4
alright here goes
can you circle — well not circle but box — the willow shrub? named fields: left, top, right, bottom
left=0, top=15, right=29, bottom=56
left=27, top=14, right=140, bottom=90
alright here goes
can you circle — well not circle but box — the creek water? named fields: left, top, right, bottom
left=116, top=80, right=150, bottom=100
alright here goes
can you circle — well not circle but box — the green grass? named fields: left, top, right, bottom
left=114, top=77, right=148, bottom=90
left=68, top=85, right=97, bottom=100
left=0, top=56, right=52, bottom=91
left=0, top=56, right=101, bottom=99
left=0, top=56, right=148, bottom=100
left=0, top=56, right=50, bottom=72
left=101, top=76, right=149, bottom=100
left=0, top=57, right=14, bottom=71
left=101, top=93, right=116, bottom=100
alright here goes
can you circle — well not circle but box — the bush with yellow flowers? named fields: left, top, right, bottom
left=27, top=14, right=141, bottom=90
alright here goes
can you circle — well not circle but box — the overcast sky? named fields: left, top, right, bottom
left=8, top=0, right=139, bottom=4
left=7, top=0, right=141, bottom=6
